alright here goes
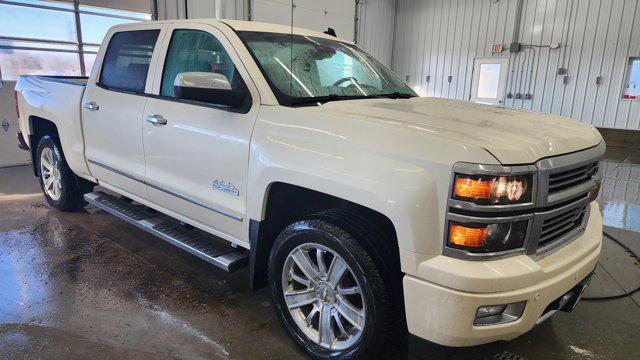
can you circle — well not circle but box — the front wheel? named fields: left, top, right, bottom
left=269, top=215, right=401, bottom=359
left=36, top=135, right=85, bottom=211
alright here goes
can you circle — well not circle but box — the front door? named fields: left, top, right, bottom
left=142, top=24, right=259, bottom=245
left=470, top=57, right=509, bottom=105
left=83, top=26, right=163, bottom=199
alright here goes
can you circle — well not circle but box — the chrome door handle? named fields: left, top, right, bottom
left=144, top=114, right=167, bottom=125
left=83, top=101, right=99, bottom=111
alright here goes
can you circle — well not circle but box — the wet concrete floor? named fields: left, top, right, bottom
left=0, top=145, right=639, bottom=359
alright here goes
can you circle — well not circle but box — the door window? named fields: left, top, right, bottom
left=623, top=57, right=640, bottom=99
left=160, top=29, right=249, bottom=107
left=477, top=63, right=501, bottom=99
left=471, top=58, right=508, bottom=105
left=99, top=30, right=160, bottom=93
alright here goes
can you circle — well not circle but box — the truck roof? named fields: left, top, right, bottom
left=112, top=19, right=350, bottom=43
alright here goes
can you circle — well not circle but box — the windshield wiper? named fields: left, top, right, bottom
left=289, top=94, right=369, bottom=106
left=374, top=92, right=416, bottom=99
left=289, top=92, right=416, bottom=106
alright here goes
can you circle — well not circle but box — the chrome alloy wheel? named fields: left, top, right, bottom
left=282, top=243, right=366, bottom=350
left=40, top=147, right=62, bottom=201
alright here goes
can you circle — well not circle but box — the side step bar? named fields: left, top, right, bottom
left=84, top=191, right=248, bottom=272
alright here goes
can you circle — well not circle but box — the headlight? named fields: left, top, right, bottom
left=447, top=221, right=528, bottom=253
left=453, top=174, right=532, bottom=205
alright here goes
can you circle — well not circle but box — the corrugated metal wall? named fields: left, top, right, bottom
left=158, top=0, right=244, bottom=21
left=392, top=0, right=640, bottom=130
left=356, top=0, right=397, bottom=66
left=158, top=0, right=395, bottom=65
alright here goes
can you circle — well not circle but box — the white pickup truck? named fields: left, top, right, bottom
left=15, top=19, right=605, bottom=359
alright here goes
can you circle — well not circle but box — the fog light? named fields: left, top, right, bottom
left=474, top=301, right=526, bottom=326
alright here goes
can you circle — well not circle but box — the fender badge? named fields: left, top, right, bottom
left=212, top=179, right=239, bottom=196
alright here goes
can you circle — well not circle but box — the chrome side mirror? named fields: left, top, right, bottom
left=174, top=72, right=232, bottom=91
left=174, top=71, right=249, bottom=107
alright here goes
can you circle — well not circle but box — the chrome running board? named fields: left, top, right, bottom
left=84, top=191, right=247, bottom=272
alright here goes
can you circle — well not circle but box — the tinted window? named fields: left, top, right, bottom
left=160, top=29, right=248, bottom=106
left=99, top=30, right=159, bottom=93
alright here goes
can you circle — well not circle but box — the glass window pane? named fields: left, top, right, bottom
left=623, top=58, right=640, bottom=99
left=80, top=14, right=141, bottom=44
left=0, top=49, right=80, bottom=80
left=0, top=4, right=76, bottom=42
left=83, top=44, right=100, bottom=73
left=0, top=40, right=78, bottom=51
left=161, top=30, right=239, bottom=98
left=99, top=30, right=159, bottom=93
left=477, top=63, right=501, bottom=99
left=84, top=53, right=97, bottom=74
left=79, top=5, right=151, bottom=20
left=238, top=31, right=414, bottom=103
left=160, top=30, right=250, bottom=107
left=4, top=0, right=73, bottom=10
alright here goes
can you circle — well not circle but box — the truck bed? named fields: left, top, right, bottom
left=16, top=75, right=92, bottom=180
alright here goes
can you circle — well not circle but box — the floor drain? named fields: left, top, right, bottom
left=493, top=351, right=527, bottom=360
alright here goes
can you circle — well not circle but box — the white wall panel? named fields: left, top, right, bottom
left=0, top=81, right=30, bottom=167
left=57, top=0, right=152, bottom=13
left=356, top=0, right=396, bottom=66
left=251, top=0, right=356, bottom=41
left=159, top=0, right=244, bottom=20
left=392, top=0, right=640, bottom=131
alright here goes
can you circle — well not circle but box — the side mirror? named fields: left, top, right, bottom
left=174, top=72, right=245, bottom=107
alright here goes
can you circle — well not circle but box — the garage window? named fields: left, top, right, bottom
left=0, top=1, right=150, bottom=81
left=622, top=57, right=640, bottom=99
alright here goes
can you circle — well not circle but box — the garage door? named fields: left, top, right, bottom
left=252, top=0, right=356, bottom=41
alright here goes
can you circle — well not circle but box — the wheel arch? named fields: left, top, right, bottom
left=28, top=116, right=59, bottom=176
left=248, top=182, right=400, bottom=290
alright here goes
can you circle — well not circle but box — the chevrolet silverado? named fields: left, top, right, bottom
left=15, top=19, right=604, bottom=359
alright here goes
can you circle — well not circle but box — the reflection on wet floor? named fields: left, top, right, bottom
left=598, top=153, right=640, bottom=233
left=0, top=144, right=639, bottom=359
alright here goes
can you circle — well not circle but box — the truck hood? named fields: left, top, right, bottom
left=314, top=97, right=602, bottom=164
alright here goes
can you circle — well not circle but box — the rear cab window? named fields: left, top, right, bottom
left=98, top=29, right=160, bottom=93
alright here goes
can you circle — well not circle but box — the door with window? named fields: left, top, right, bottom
left=83, top=26, right=163, bottom=198
left=470, top=58, right=509, bottom=105
left=142, top=24, right=258, bottom=243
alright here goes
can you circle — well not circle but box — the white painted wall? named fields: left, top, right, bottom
left=0, top=81, right=30, bottom=167
left=159, top=0, right=357, bottom=41
left=158, top=0, right=245, bottom=20
left=356, top=0, right=396, bottom=66
left=158, top=0, right=394, bottom=65
left=392, top=0, right=640, bottom=131
left=251, top=0, right=356, bottom=41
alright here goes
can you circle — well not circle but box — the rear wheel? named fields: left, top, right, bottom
left=269, top=214, right=401, bottom=359
left=36, top=136, right=86, bottom=211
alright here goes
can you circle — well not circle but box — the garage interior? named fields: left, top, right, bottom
left=0, top=0, right=639, bottom=359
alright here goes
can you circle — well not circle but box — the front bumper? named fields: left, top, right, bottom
left=403, top=203, right=602, bottom=347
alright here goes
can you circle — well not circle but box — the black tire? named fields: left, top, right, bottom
left=269, top=212, right=402, bottom=359
left=36, top=135, right=86, bottom=212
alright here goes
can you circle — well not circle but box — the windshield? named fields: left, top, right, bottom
left=237, top=31, right=416, bottom=106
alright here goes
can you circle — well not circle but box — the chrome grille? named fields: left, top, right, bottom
left=538, top=205, right=588, bottom=247
left=548, top=162, right=599, bottom=194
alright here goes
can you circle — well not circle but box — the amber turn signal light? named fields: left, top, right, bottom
left=448, top=224, right=487, bottom=247
left=454, top=177, right=492, bottom=200
left=453, top=174, right=530, bottom=204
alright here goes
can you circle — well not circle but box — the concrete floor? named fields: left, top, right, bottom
left=0, top=146, right=639, bottom=359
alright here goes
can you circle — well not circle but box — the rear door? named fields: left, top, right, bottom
left=142, top=23, right=260, bottom=245
left=82, top=24, right=165, bottom=199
